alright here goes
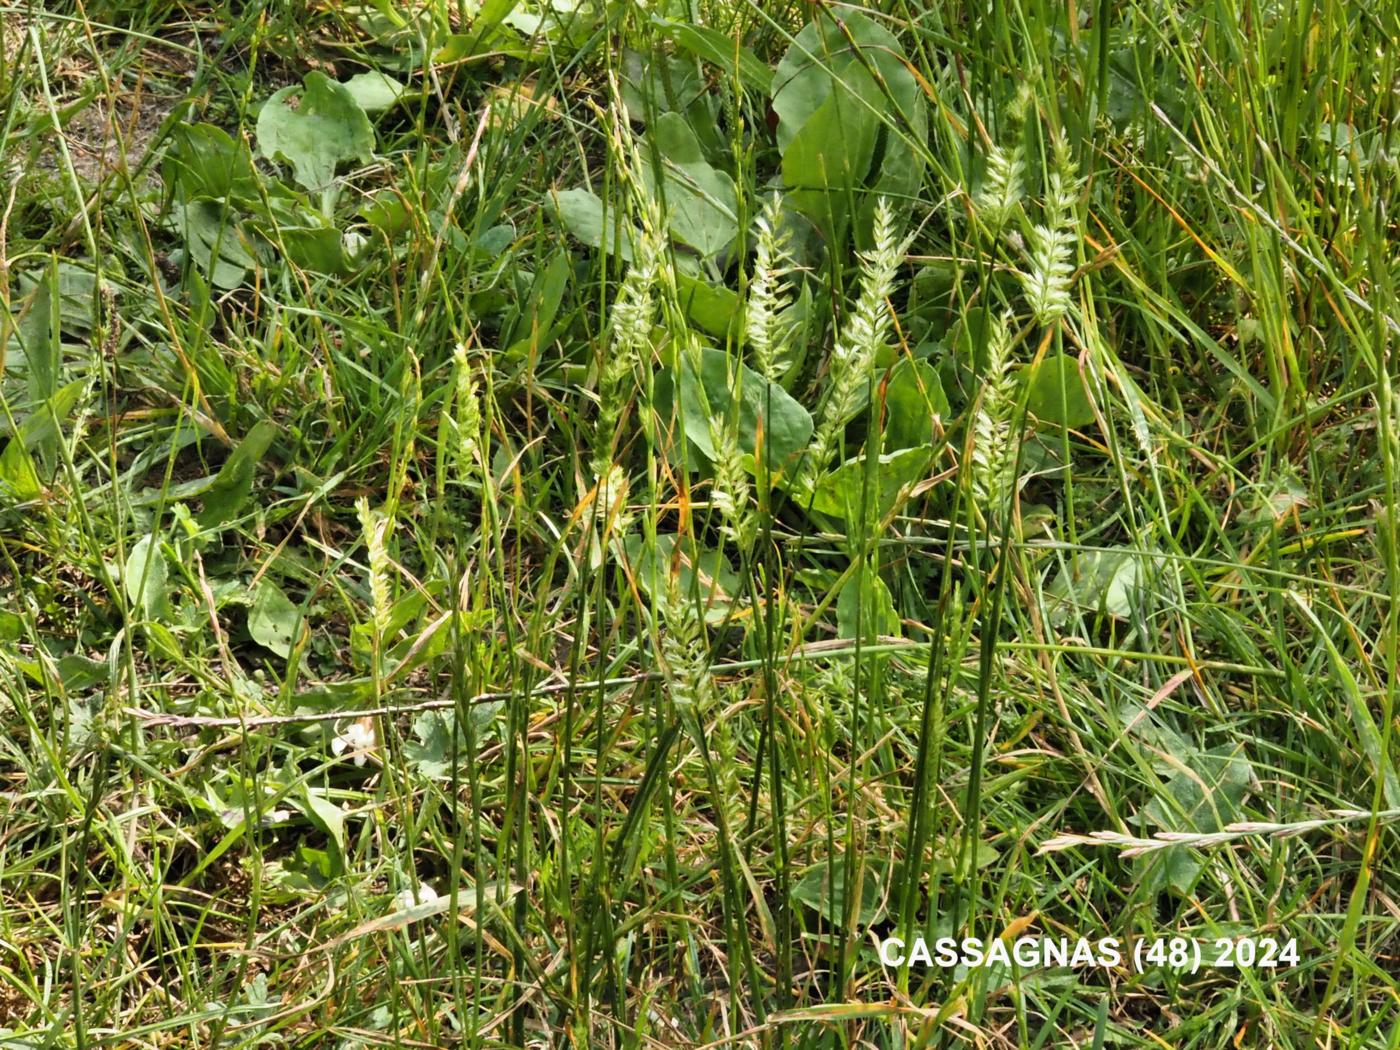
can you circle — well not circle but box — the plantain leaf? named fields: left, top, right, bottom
left=772, top=11, right=927, bottom=240
left=256, top=72, right=375, bottom=208
left=674, top=347, right=813, bottom=475
left=882, top=358, right=949, bottom=450
left=622, top=532, right=739, bottom=625
left=548, top=187, right=636, bottom=261
left=124, top=534, right=171, bottom=621
left=790, top=854, right=892, bottom=929
left=200, top=421, right=279, bottom=529
left=640, top=112, right=738, bottom=258
left=1136, top=744, right=1254, bottom=894
left=249, top=578, right=299, bottom=658
left=340, top=71, right=407, bottom=113
left=659, top=21, right=773, bottom=92
left=837, top=571, right=900, bottom=641
left=809, top=447, right=932, bottom=522
left=1025, top=352, right=1095, bottom=428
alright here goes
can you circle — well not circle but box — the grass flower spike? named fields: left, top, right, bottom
left=745, top=194, right=794, bottom=382
left=450, top=341, right=481, bottom=468
left=975, top=142, right=1025, bottom=230
left=806, top=197, right=909, bottom=483
left=970, top=311, right=1019, bottom=526
left=1019, top=136, right=1080, bottom=326
left=356, top=497, right=393, bottom=636
left=593, top=207, right=664, bottom=481
left=658, top=568, right=717, bottom=715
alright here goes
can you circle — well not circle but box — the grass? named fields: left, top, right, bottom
left=1, top=0, right=1398, bottom=1045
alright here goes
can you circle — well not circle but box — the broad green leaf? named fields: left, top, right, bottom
left=292, top=678, right=376, bottom=714
left=904, top=260, right=958, bottom=344
left=1105, top=40, right=1189, bottom=129
left=1120, top=701, right=1197, bottom=771
left=175, top=199, right=258, bottom=289
left=620, top=48, right=707, bottom=119
left=548, top=187, right=635, bottom=261
left=622, top=533, right=739, bottom=625
left=882, top=358, right=948, bottom=451
left=8, top=377, right=84, bottom=488
left=480, top=0, right=525, bottom=32
left=1025, top=352, right=1095, bottom=428
left=770, top=283, right=814, bottom=387
left=836, top=571, right=900, bottom=641
left=659, top=20, right=773, bottom=93
left=14, top=260, right=119, bottom=337
left=434, top=27, right=528, bottom=64
left=674, top=347, right=813, bottom=474
left=297, top=786, right=346, bottom=867
left=146, top=621, right=184, bottom=661
left=952, top=305, right=995, bottom=366
left=790, top=854, right=891, bottom=929
left=1047, top=546, right=1162, bottom=623
left=778, top=72, right=880, bottom=231
left=351, top=589, right=431, bottom=659
left=675, top=273, right=739, bottom=339
left=433, top=0, right=527, bottom=62
left=124, top=534, right=170, bottom=621
left=9, top=380, right=85, bottom=452
left=162, top=123, right=260, bottom=202
left=406, top=711, right=455, bottom=779
left=474, top=223, right=516, bottom=258
left=640, top=112, right=738, bottom=258
left=929, top=837, right=1000, bottom=880
left=256, top=72, right=375, bottom=206
left=57, top=653, right=107, bottom=692
left=13, top=265, right=61, bottom=406
left=200, top=421, right=279, bottom=529
left=340, top=71, right=407, bottom=113
left=1141, top=745, right=1254, bottom=834
left=504, top=251, right=570, bottom=356
left=771, top=16, right=862, bottom=150
left=772, top=11, right=927, bottom=238
left=937, top=306, right=1001, bottom=406
left=406, top=707, right=503, bottom=780
left=0, top=441, right=41, bottom=502
left=499, top=1, right=595, bottom=42
left=249, top=579, right=299, bottom=658
left=252, top=187, right=362, bottom=273
left=277, top=224, right=357, bottom=274
left=360, top=189, right=411, bottom=236
left=808, top=447, right=932, bottom=522
left=1137, top=744, right=1254, bottom=894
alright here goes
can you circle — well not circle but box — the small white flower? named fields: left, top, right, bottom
left=331, top=719, right=377, bottom=767
left=394, top=882, right=439, bottom=911
left=341, top=229, right=369, bottom=260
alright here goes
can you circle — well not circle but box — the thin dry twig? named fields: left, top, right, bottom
left=1039, top=808, right=1400, bottom=857
left=123, top=672, right=659, bottom=729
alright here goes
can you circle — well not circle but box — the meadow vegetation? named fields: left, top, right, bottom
left=1, top=0, right=1398, bottom=1045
